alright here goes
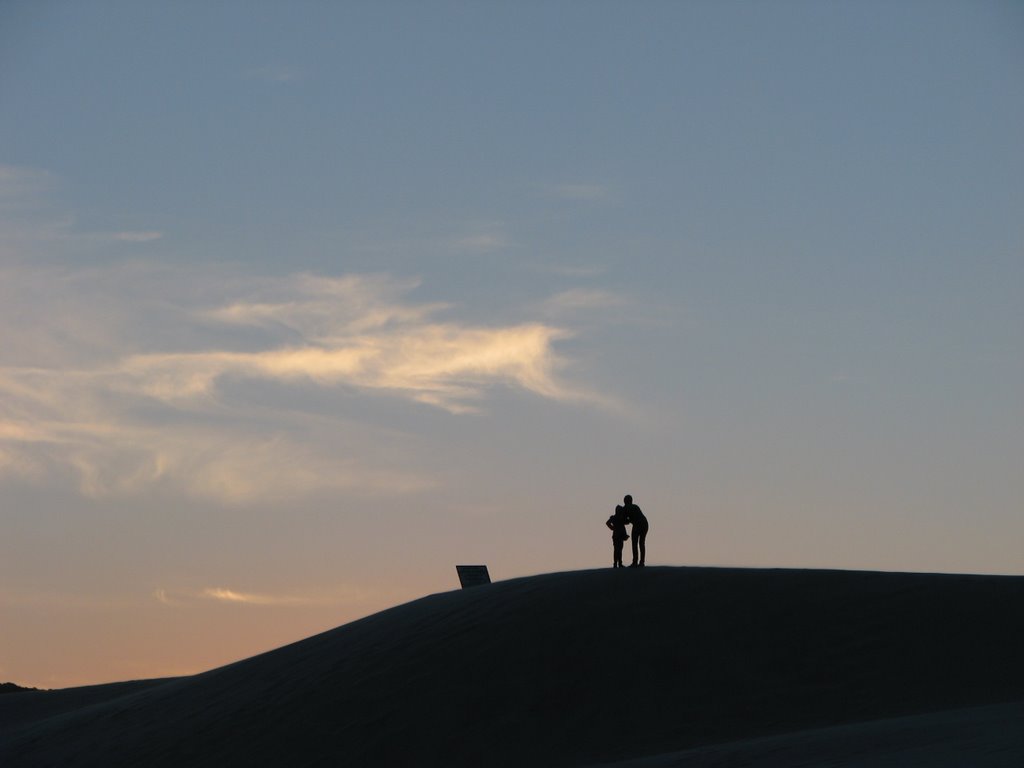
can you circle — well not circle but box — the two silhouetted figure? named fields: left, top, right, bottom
left=605, top=494, right=649, bottom=568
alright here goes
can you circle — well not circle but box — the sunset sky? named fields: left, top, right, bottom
left=2, top=1, right=1022, bottom=688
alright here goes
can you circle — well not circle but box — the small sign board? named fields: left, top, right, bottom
left=456, top=565, right=491, bottom=589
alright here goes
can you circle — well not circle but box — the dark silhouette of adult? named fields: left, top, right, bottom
left=622, top=494, right=648, bottom=567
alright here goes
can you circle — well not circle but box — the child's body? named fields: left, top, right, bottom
left=605, top=505, right=629, bottom=568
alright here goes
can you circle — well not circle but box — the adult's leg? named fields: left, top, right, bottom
left=631, top=531, right=639, bottom=566
left=638, top=525, right=647, bottom=565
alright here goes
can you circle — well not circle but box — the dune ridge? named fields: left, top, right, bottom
left=2, top=566, right=1023, bottom=766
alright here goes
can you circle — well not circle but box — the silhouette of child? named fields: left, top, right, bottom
left=606, top=505, right=630, bottom=568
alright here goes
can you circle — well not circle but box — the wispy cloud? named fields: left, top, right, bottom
left=153, top=589, right=178, bottom=606
left=0, top=171, right=611, bottom=502
left=453, top=233, right=509, bottom=252
left=0, top=265, right=607, bottom=502
left=154, top=584, right=375, bottom=607
left=0, top=165, right=54, bottom=208
left=119, top=271, right=581, bottom=410
left=0, top=165, right=163, bottom=255
left=451, top=224, right=511, bottom=253
left=0, top=165, right=69, bottom=256
left=0, top=585, right=369, bottom=610
left=117, top=321, right=576, bottom=410
left=539, top=288, right=625, bottom=317
left=199, top=587, right=314, bottom=606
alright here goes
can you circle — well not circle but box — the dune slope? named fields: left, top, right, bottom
left=2, top=567, right=1023, bottom=767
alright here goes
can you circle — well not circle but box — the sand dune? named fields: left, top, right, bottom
left=2, top=567, right=1023, bottom=766
left=589, top=700, right=1024, bottom=767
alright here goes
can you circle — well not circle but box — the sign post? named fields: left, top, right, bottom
left=456, top=565, right=491, bottom=589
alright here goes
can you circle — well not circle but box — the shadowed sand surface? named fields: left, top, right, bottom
left=2, top=567, right=1023, bottom=767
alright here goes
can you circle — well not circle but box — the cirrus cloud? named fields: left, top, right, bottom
left=153, top=583, right=379, bottom=608
left=0, top=264, right=609, bottom=503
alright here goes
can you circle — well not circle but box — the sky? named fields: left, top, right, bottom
left=1, top=1, right=1022, bottom=688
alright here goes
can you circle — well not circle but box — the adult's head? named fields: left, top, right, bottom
left=624, top=494, right=633, bottom=505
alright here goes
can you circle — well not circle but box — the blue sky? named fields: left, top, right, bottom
left=1, top=1, right=1022, bottom=687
